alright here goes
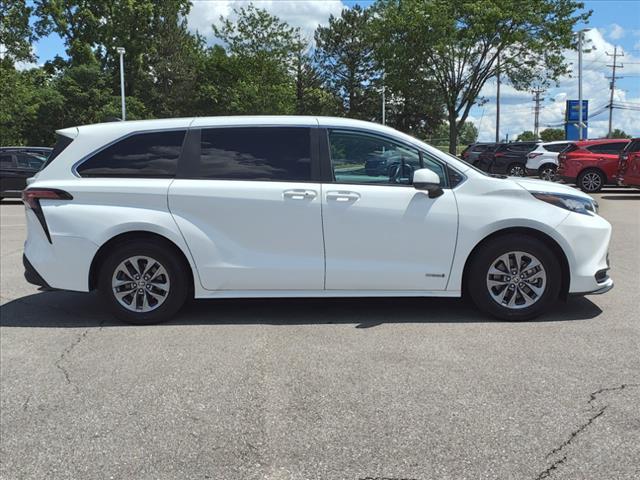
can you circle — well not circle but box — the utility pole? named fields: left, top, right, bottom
left=606, top=46, right=623, bottom=137
left=532, top=88, right=545, bottom=139
left=116, top=47, right=126, bottom=121
left=495, top=55, right=501, bottom=143
left=577, top=31, right=584, bottom=140
left=575, top=29, right=593, bottom=141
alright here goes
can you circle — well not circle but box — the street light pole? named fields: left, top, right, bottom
left=117, top=47, right=126, bottom=121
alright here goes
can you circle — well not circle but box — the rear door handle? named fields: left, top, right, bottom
left=326, top=191, right=361, bottom=202
left=283, top=189, right=317, bottom=200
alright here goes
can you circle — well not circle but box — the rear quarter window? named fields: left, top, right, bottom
left=77, top=130, right=186, bottom=178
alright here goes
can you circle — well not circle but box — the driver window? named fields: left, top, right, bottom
left=328, top=129, right=421, bottom=185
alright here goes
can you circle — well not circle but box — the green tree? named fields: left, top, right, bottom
left=433, top=121, right=478, bottom=146
left=293, top=44, right=341, bottom=116
left=34, top=0, right=193, bottom=99
left=607, top=128, right=631, bottom=139
left=0, top=0, right=38, bottom=63
left=314, top=5, right=379, bottom=119
left=516, top=130, right=537, bottom=141
left=210, top=5, right=304, bottom=115
left=539, top=128, right=565, bottom=141
left=371, top=0, right=591, bottom=153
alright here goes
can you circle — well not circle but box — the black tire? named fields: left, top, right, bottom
left=577, top=169, right=605, bottom=193
left=538, top=164, right=557, bottom=181
left=466, top=234, right=561, bottom=321
left=97, top=238, right=189, bottom=324
left=507, top=163, right=526, bottom=177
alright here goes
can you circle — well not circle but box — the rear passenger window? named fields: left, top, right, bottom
left=587, top=143, right=627, bottom=154
left=198, top=127, right=311, bottom=181
left=0, top=154, right=14, bottom=168
left=77, top=130, right=185, bottom=178
left=544, top=143, right=569, bottom=153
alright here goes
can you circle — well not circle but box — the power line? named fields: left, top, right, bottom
left=606, top=46, right=624, bottom=137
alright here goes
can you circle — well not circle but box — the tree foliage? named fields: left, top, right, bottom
left=516, top=131, right=537, bottom=141
left=539, top=128, right=566, bottom=141
left=607, top=128, right=631, bottom=139
left=0, top=0, right=38, bottom=63
left=314, top=6, right=379, bottom=120
left=3, top=0, right=597, bottom=151
left=370, top=0, right=591, bottom=153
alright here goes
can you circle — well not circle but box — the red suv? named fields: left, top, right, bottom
left=616, top=138, right=640, bottom=188
left=557, top=139, right=630, bottom=192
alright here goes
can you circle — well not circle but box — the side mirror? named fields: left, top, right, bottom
left=413, top=168, right=444, bottom=198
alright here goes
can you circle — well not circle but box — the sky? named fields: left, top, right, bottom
left=29, top=0, right=640, bottom=139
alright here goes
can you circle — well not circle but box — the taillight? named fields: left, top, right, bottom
left=527, top=152, right=543, bottom=159
left=22, top=188, right=73, bottom=210
left=494, top=152, right=505, bottom=158
left=21, top=188, right=73, bottom=243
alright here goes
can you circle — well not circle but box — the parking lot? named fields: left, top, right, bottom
left=1, top=188, right=639, bottom=480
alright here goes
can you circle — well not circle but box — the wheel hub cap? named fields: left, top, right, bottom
left=112, top=255, right=170, bottom=313
left=486, top=251, right=547, bottom=309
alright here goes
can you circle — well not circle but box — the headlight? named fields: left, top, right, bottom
left=531, top=192, right=598, bottom=215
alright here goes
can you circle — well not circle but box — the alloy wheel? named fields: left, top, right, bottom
left=508, top=165, right=526, bottom=177
left=111, top=255, right=171, bottom=312
left=581, top=172, right=602, bottom=192
left=540, top=167, right=556, bottom=181
left=486, top=251, right=547, bottom=309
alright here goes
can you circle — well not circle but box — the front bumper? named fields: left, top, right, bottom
left=556, top=211, right=613, bottom=295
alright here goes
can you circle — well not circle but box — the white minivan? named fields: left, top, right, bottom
left=23, top=116, right=612, bottom=323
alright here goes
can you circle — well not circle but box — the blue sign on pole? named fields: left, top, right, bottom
left=565, top=100, right=588, bottom=140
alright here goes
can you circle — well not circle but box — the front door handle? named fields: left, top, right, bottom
left=283, top=189, right=317, bottom=200
left=326, top=191, right=361, bottom=202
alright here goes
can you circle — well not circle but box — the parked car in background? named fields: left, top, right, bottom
left=525, top=141, right=574, bottom=181
left=557, top=139, right=630, bottom=193
left=477, top=142, right=540, bottom=176
left=0, top=147, right=52, bottom=199
left=21, top=116, right=612, bottom=324
left=616, top=138, right=640, bottom=188
left=460, top=143, right=497, bottom=166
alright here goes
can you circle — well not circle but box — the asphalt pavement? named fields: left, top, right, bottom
left=1, top=188, right=639, bottom=480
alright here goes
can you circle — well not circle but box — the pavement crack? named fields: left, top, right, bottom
left=535, top=383, right=640, bottom=479
left=54, top=321, right=105, bottom=394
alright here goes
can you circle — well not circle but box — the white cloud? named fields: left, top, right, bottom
left=608, top=23, right=625, bottom=40
left=187, top=0, right=346, bottom=43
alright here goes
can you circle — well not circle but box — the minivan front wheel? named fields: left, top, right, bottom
left=466, top=235, right=560, bottom=321
left=98, top=240, right=189, bottom=324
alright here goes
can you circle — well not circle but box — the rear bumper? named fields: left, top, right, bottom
left=23, top=254, right=51, bottom=288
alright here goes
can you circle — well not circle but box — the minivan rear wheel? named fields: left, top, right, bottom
left=466, top=235, right=560, bottom=321
left=98, top=239, right=189, bottom=324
